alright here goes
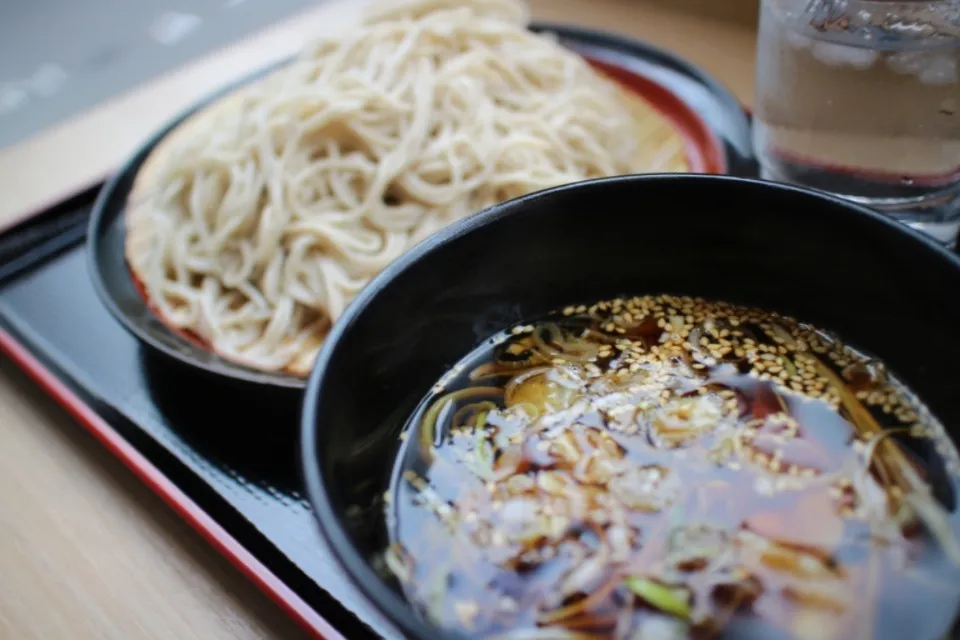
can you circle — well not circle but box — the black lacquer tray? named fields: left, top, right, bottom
left=0, top=24, right=754, bottom=639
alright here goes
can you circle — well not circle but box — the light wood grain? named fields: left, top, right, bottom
left=0, top=2, right=758, bottom=639
left=0, top=0, right=757, bottom=231
left=0, top=360, right=310, bottom=640
left=646, top=0, right=760, bottom=27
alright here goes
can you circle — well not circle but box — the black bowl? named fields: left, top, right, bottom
left=301, top=174, right=960, bottom=639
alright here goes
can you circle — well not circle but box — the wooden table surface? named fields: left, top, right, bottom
left=0, top=1, right=757, bottom=638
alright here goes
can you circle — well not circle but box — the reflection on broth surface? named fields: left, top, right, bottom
left=385, top=295, right=960, bottom=639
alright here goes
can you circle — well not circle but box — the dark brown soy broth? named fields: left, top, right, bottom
left=384, top=296, right=960, bottom=639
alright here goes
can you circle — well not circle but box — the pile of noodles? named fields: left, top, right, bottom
left=126, top=0, right=689, bottom=374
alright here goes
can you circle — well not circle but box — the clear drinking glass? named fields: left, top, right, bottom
left=753, top=1, right=960, bottom=245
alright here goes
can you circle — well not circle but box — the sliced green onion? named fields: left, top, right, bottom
left=624, top=577, right=691, bottom=619
left=474, top=430, right=493, bottom=471
left=782, top=357, right=797, bottom=378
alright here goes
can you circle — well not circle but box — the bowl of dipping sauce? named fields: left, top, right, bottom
left=302, top=174, right=960, bottom=640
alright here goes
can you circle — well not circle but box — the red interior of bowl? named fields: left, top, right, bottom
left=587, top=56, right=727, bottom=175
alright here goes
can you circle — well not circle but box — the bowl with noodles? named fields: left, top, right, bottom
left=88, top=0, right=750, bottom=388
left=301, top=173, right=960, bottom=639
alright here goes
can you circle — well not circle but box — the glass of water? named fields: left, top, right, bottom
left=753, top=0, right=960, bottom=245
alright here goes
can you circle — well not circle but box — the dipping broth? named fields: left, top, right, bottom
left=385, top=295, right=960, bottom=639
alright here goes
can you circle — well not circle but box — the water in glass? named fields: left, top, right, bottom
left=754, top=0, right=960, bottom=244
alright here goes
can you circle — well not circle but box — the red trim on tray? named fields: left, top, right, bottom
left=588, top=57, right=727, bottom=175
left=0, top=328, right=345, bottom=640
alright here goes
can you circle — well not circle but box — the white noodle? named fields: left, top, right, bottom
left=130, top=0, right=688, bottom=373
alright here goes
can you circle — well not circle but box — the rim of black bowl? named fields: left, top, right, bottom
left=87, top=21, right=753, bottom=391
left=300, top=173, right=960, bottom=640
